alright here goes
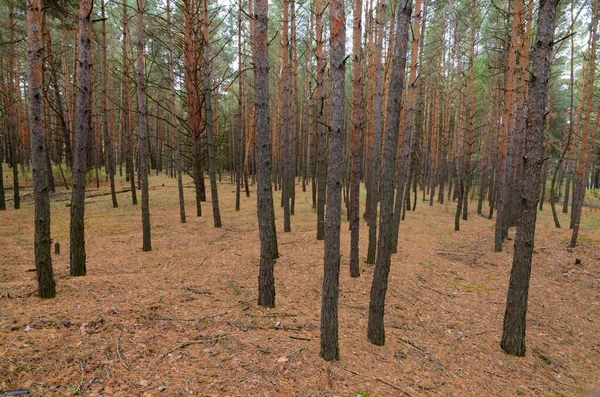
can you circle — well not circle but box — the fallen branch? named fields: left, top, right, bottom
left=289, top=335, right=311, bottom=341
left=116, top=330, right=130, bottom=370
left=341, top=368, right=417, bottom=397
left=376, top=377, right=417, bottom=397
left=155, top=334, right=233, bottom=362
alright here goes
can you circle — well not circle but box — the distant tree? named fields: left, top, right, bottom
left=501, top=0, right=559, bottom=357
left=27, top=0, right=56, bottom=298
left=70, top=0, right=94, bottom=277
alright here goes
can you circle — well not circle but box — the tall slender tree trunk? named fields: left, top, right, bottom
left=203, top=0, right=222, bottom=228
left=495, top=0, right=523, bottom=252
left=253, top=0, right=279, bottom=307
left=70, top=0, right=93, bottom=277
left=27, top=0, right=56, bottom=298
left=282, top=0, right=292, bottom=232
left=391, top=0, right=421, bottom=252
left=136, top=0, right=152, bottom=252
left=167, top=0, right=185, bottom=224
left=368, top=0, right=412, bottom=346
left=349, top=0, right=364, bottom=277
left=320, top=0, right=346, bottom=361
left=8, top=0, right=20, bottom=210
left=569, top=0, right=598, bottom=247
left=501, top=0, right=558, bottom=357
left=101, top=0, right=117, bottom=208
left=366, top=0, right=386, bottom=265
left=122, top=2, right=137, bottom=206
left=315, top=0, right=326, bottom=240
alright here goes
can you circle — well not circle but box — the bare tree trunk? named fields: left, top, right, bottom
left=495, top=0, right=524, bottom=252
left=315, top=0, right=326, bottom=240
left=0, top=161, right=5, bottom=211
left=282, top=0, right=292, bottom=232
left=501, top=0, right=558, bottom=357
left=8, top=0, right=20, bottom=210
left=570, top=0, right=598, bottom=247
left=203, top=0, right=222, bottom=228
left=366, top=0, right=385, bottom=265
left=167, top=0, right=185, bottom=224
left=101, top=0, right=117, bottom=208
left=27, top=0, right=56, bottom=298
left=136, top=0, right=152, bottom=252
left=122, top=2, right=137, bottom=206
left=70, top=0, right=93, bottom=276
left=253, top=0, right=279, bottom=307
left=320, top=0, right=346, bottom=361
left=349, top=0, right=363, bottom=278
left=368, top=0, right=412, bottom=346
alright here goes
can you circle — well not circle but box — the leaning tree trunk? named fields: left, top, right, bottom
left=320, top=0, right=346, bottom=362
left=367, top=0, right=412, bottom=347
left=253, top=0, right=279, bottom=307
left=136, top=0, right=152, bottom=252
left=70, top=0, right=93, bottom=277
left=501, top=0, right=559, bottom=357
left=27, top=0, right=56, bottom=298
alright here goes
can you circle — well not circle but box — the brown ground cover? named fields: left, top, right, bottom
left=1, top=173, right=599, bottom=396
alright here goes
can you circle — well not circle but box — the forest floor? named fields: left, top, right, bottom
left=1, top=171, right=600, bottom=397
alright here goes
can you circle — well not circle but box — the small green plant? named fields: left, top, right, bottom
left=354, top=390, right=370, bottom=397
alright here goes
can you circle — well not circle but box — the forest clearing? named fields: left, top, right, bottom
left=1, top=174, right=599, bottom=396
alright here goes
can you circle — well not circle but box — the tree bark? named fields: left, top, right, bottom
left=70, top=0, right=93, bottom=277
left=368, top=0, right=412, bottom=346
left=366, top=0, right=386, bottom=265
left=320, top=0, right=346, bottom=361
left=501, top=0, right=558, bottom=357
left=27, top=0, right=56, bottom=298
left=167, top=0, right=186, bottom=224
left=315, top=0, right=327, bottom=240
left=349, top=0, right=364, bottom=278
left=203, top=0, right=222, bottom=228
left=102, top=0, right=118, bottom=208
left=253, top=0, right=279, bottom=307
left=136, top=0, right=152, bottom=252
